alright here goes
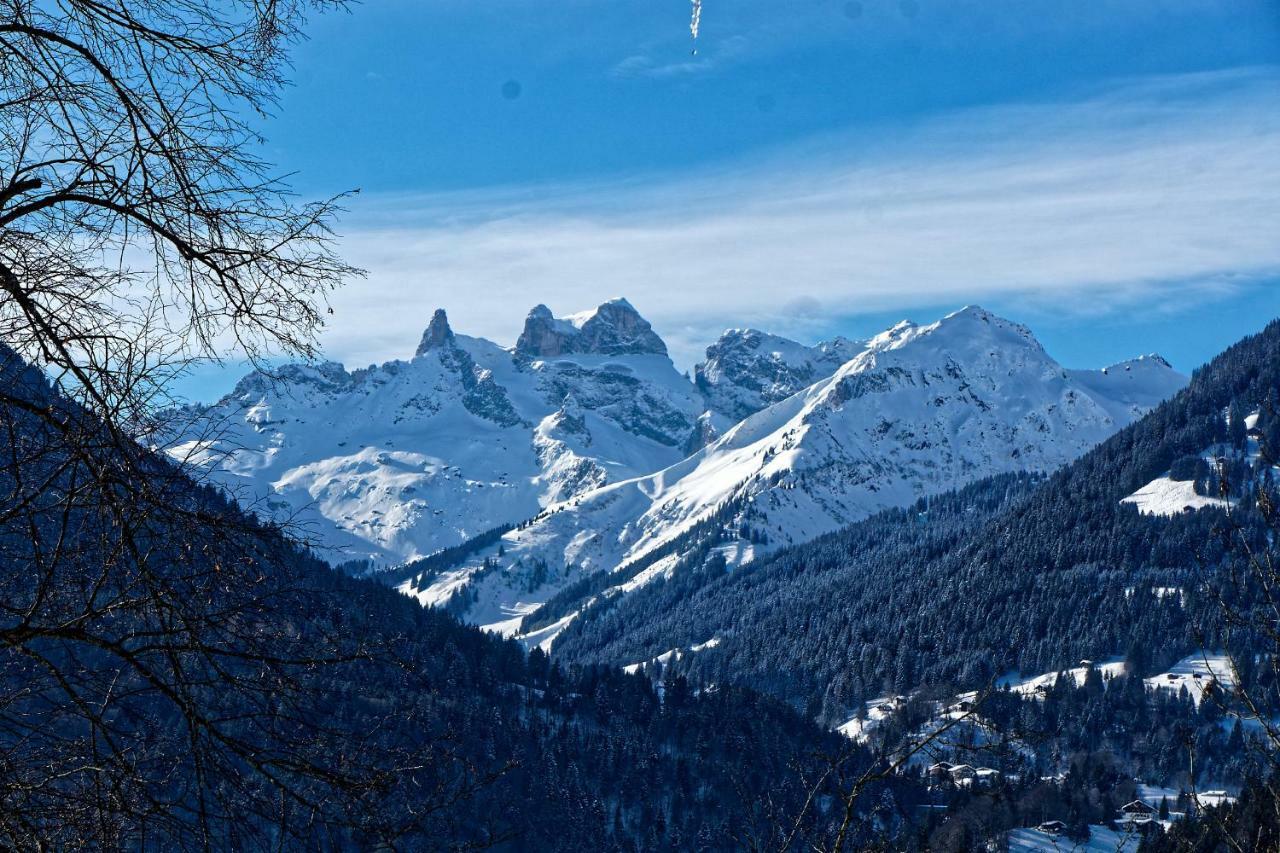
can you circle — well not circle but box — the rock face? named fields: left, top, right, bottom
left=415, top=309, right=455, bottom=355
left=516, top=299, right=668, bottom=358
left=696, top=329, right=864, bottom=422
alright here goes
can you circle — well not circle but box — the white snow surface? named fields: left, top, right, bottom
left=837, top=696, right=905, bottom=741
left=621, top=637, right=721, bottom=675
left=1136, top=784, right=1236, bottom=810
left=1144, top=652, right=1236, bottom=704
left=1122, top=477, right=1232, bottom=517
left=166, top=302, right=1186, bottom=638
left=1006, top=825, right=1139, bottom=852
left=996, top=658, right=1128, bottom=698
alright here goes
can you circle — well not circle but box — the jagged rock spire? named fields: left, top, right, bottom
left=416, top=308, right=455, bottom=356
left=515, top=305, right=559, bottom=357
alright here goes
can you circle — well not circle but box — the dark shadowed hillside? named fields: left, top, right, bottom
left=0, top=344, right=917, bottom=850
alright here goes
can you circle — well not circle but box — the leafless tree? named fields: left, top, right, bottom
left=0, top=0, right=358, bottom=424
left=0, top=2, right=501, bottom=848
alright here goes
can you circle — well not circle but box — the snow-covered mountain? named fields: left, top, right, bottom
left=391, top=306, right=1186, bottom=640
left=166, top=299, right=706, bottom=565
left=167, top=300, right=1186, bottom=640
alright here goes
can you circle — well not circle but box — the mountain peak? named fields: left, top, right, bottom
left=707, top=327, right=765, bottom=349
left=516, top=299, right=667, bottom=358
left=415, top=308, right=455, bottom=356
left=949, top=304, right=991, bottom=320
left=934, top=305, right=1033, bottom=333
left=600, top=296, right=635, bottom=312
left=1107, top=353, right=1173, bottom=371
left=913, top=305, right=1040, bottom=351
left=564, top=297, right=644, bottom=330
left=1085, top=353, right=1185, bottom=391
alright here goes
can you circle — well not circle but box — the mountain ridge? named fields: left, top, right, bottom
left=399, top=304, right=1185, bottom=639
left=165, top=300, right=1186, bottom=642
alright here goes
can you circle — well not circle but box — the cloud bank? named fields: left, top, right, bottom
left=323, top=67, right=1280, bottom=370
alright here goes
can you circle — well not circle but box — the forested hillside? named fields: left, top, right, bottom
left=0, top=345, right=916, bottom=850
left=550, top=318, right=1280, bottom=721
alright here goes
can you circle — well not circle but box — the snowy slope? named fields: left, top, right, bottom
left=166, top=301, right=706, bottom=566
left=1006, top=826, right=1139, bottom=852
left=996, top=658, right=1129, bottom=699
left=1067, top=354, right=1186, bottom=424
left=602, top=308, right=1185, bottom=564
left=1122, top=407, right=1274, bottom=517
left=1144, top=652, right=1236, bottom=704
left=168, top=300, right=1186, bottom=637
left=842, top=659, right=1128, bottom=745
left=1122, top=477, right=1231, bottom=516
left=402, top=306, right=1187, bottom=637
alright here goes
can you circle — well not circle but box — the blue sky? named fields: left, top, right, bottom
left=179, top=0, right=1280, bottom=399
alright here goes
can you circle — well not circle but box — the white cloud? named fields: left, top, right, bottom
left=322, top=67, right=1280, bottom=370
left=611, top=34, right=752, bottom=78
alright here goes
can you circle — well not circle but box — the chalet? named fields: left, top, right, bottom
left=1120, top=800, right=1157, bottom=824
left=948, top=765, right=977, bottom=782
left=927, top=762, right=953, bottom=780
left=1037, top=821, right=1066, bottom=836
left=1196, top=790, right=1235, bottom=810
left=974, top=768, right=1002, bottom=787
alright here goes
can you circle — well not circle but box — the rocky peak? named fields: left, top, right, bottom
left=817, top=336, right=863, bottom=363
left=696, top=328, right=863, bottom=422
left=516, top=304, right=569, bottom=358
left=515, top=299, right=667, bottom=358
left=415, top=309, right=455, bottom=356
left=705, top=328, right=765, bottom=356
left=228, top=361, right=351, bottom=401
